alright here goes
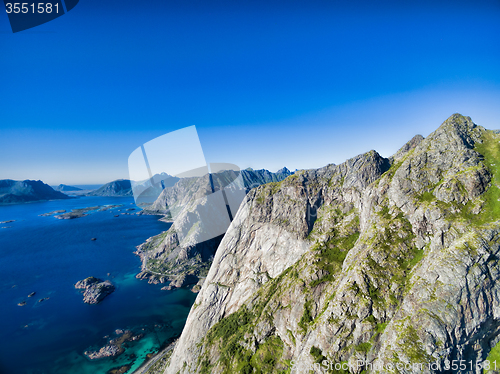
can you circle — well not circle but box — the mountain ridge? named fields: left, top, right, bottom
left=134, top=167, right=293, bottom=290
left=0, top=179, right=72, bottom=204
left=165, top=114, right=500, bottom=374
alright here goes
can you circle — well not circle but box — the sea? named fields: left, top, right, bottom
left=0, top=196, right=197, bottom=374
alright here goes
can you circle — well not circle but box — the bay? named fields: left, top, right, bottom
left=0, top=196, right=195, bottom=374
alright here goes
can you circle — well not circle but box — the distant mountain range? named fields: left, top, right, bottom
left=0, top=180, right=72, bottom=204
left=1, top=169, right=295, bottom=203
left=85, top=169, right=293, bottom=200
left=135, top=166, right=294, bottom=287
left=85, top=174, right=179, bottom=198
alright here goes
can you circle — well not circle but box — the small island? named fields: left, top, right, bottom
left=75, top=276, right=115, bottom=304
left=56, top=206, right=100, bottom=219
left=84, top=329, right=143, bottom=360
left=54, top=204, right=124, bottom=219
left=39, top=210, right=66, bottom=217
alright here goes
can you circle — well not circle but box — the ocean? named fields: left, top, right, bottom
left=0, top=196, right=196, bottom=374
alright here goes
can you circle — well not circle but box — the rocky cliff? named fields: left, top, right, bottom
left=135, top=168, right=292, bottom=290
left=0, top=179, right=72, bottom=204
left=165, top=114, right=500, bottom=374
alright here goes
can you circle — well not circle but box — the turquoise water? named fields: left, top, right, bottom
left=0, top=197, right=197, bottom=374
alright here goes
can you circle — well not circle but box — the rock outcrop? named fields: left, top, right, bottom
left=84, top=329, right=143, bottom=360
left=0, top=180, right=71, bottom=204
left=166, top=114, right=500, bottom=374
left=75, top=277, right=115, bottom=304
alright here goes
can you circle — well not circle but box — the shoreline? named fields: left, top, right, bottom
left=132, top=335, right=180, bottom=374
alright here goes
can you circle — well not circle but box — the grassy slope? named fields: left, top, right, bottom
left=196, top=129, right=500, bottom=374
left=475, top=130, right=500, bottom=225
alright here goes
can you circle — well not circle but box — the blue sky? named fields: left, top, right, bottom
left=1, top=0, right=499, bottom=184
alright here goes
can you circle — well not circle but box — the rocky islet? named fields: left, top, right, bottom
left=84, top=329, right=144, bottom=360
left=75, top=276, right=115, bottom=304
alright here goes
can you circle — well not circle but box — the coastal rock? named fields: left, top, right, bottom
left=84, top=329, right=143, bottom=360
left=82, top=281, right=114, bottom=304
left=75, top=276, right=100, bottom=289
left=75, top=277, right=115, bottom=304
left=85, top=342, right=124, bottom=360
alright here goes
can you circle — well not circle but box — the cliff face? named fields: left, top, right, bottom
left=0, top=180, right=71, bottom=204
left=166, top=114, right=500, bottom=374
left=135, top=168, right=293, bottom=290
left=142, top=168, right=293, bottom=216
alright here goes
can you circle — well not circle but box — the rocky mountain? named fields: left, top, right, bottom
left=131, top=173, right=181, bottom=206
left=164, top=114, right=500, bottom=374
left=241, top=167, right=294, bottom=188
left=142, top=168, right=292, bottom=216
left=0, top=180, right=72, bottom=204
left=53, top=184, right=82, bottom=192
left=134, top=167, right=293, bottom=290
left=86, top=179, right=133, bottom=197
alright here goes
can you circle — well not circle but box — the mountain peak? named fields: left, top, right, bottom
left=87, top=179, right=133, bottom=197
left=166, top=114, right=500, bottom=374
left=442, top=113, right=476, bottom=131
left=389, top=134, right=425, bottom=164
left=425, top=113, right=484, bottom=151
left=276, top=167, right=291, bottom=174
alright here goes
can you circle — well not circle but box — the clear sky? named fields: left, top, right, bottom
left=1, top=0, right=500, bottom=185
